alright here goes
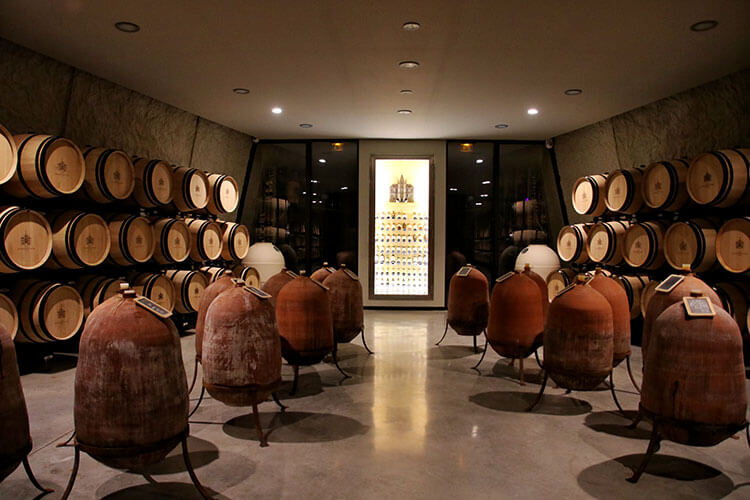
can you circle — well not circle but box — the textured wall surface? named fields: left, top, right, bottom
left=0, top=38, right=72, bottom=135
left=0, top=38, right=252, bottom=204
left=554, top=69, right=750, bottom=224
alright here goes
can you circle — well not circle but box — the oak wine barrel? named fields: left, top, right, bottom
left=713, top=281, right=750, bottom=336
left=4, top=134, right=85, bottom=198
left=201, top=266, right=230, bottom=283
left=152, top=218, right=191, bottom=264
left=572, top=174, right=607, bottom=216
left=80, top=147, right=135, bottom=202
left=642, top=159, right=691, bottom=211
left=556, top=224, right=592, bottom=264
left=206, top=173, right=239, bottom=215
left=172, top=166, right=209, bottom=212
left=622, top=221, right=666, bottom=270
left=716, top=217, right=750, bottom=274
left=0, top=123, right=17, bottom=185
left=186, top=218, right=223, bottom=261
left=0, top=292, right=19, bottom=340
left=512, top=199, right=539, bottom=228
left=45, top=211, right=111, bottom=269
left=220, top=221, right=250, bottom=261
left=259, top=226, right=288, bottom=241
left=165, top=269, right=208, bottom=313
left=131, top=158, right=173, bottom=207
left=687, top=149, right=750, bottom=207
left=664, top=218, right=719, bottom=273
left=614, top=274, right=650, bottom=319
left=604, top=168, right=645, bottom=214
left=106, top=214, right=155, bottom=265
left=12, top=280, right=84, bottom=343
left=545, top=268, right=577, bottom=302
left=232, top=265, right=260, bottom=287
left=129, top=272, right=176, bottom=312
left=76, top=275, right=126, bottom=315
left=511, top=229, right=546, bottom=245
left=586, top=220, right=630, bottom=265
left=0, top=206, right=53, bottom=273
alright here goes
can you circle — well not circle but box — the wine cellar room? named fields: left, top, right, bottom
left=0, top=2, right=749, bottom=499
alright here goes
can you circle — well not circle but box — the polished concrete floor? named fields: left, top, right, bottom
left=3, top=309, right=750, bottom=499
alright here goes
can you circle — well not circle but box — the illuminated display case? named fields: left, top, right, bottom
left=370, top=157, right=433, bottom=298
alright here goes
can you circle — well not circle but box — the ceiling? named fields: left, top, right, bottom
left=1, top=1, right=748, bottom=140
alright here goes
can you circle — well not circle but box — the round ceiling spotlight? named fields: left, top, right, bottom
left=398, top=61, right=420, bottom=69
left=564, top=88, right=582, bottom=96
left=400, top=89, right=415, bottom=94
left=402, top=21, right=421, bottom=31
left=397, top=109, right=413, bottom=114
left=475, top=159, right=484, bottom=164
left=494, top=123, right=509, bottom=129
left=690, top=20, right=718, bottom=32
left=233, top=88, right=250, bottom=95
left=114, top=21, right=140, bottom=33
left=271, top=107, right=283, bottom=114
left=299, top=123, right=313, bottom=128
left=318, top=158, right=327, bottom=163
left=527, top=108, right=539, bottom=115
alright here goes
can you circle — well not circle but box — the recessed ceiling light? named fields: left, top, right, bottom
left=449, top=187, right=458, bottom=192
left=475, top=159, right=484, bottom=164
left=690, top=20, right=718, bottom=32
left=311, top=180, right=319, bottom=184
left=299, top=123, right=313, bottom=128
left=271, top=107, right=283, bottom=114
left=114, top=21, right=140, bottom=33
left=475, top=202, right=483, bottom=206
left=564, top=88, right=582, bottom=96
left=482, top=180, right=491, bottom=185
left=233, top=88, right=249, bottom=95
left=397, top=109, right=413, bottom=114
left=480, top=194, right=489, bottom=198
left=494, top=124, right=509, bottom=129
left=400, top=89, right=414, bottom=94
left=527, top=108, right=539, bottom=115
left=341, top=186, right=349, bottom=190
left=398, top=61, right=420, bottom=69
left=318, top=159, right=326, bottom=163
left=402, top=21, right=421, bottom=31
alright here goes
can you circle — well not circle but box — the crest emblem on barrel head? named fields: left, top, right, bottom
left=21, top=233, right=31, bottom=246
left=704, top=172, right=711, bottom=183
left=57, top=161, right=67, bottom=172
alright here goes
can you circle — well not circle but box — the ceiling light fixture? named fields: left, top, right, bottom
left=332, top=142, right=344, bottom=151
left=402, top=21, right=421, bottom=31
left=318, top=159, right=326, bottom=163
left=690, top=20, right=718, bottom=32
left=233, top=88, right=249, bottom=95
left=494, top=124, right=509, bottom=129
left=398, top=61, right=420, bottom=69
left=482, top=180, right=491, bottom=185
left=480, top=194, right=489, bottom=198
left=341, top=186, right=349, bottom=190
left=460, top=143, right=473, bottom=153
left=311, top=180, right=319, bottom=184
left=397, top=109, right=413, bottom=114
left=564, top=88, right=582, bottom=96
left=271, top=107, right=282, bottom=114
left=299, top=123, right=313, bottom=128
left=400, top=89, right=414, bottom=94
left=475, top=202, right=483, bottom=206
left=475, top=159, right=484, bottom=164
left=527, top=108, right=539, bottom=115
left=449, top=187, right=458, bottom=192
left=114, top=21, right=140, bottom=33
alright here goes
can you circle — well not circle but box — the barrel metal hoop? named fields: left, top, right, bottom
left=226, top=223, right=239, bottom=260
left=65, top=213, right=88, bottom=268
left=34, top=283, right=60, bottom=342
left=585, top=176, right=600, bottom=215
left=731, top=148, right=750, bottom=201
left=181, top=168, right=197, bottom=210
left=161, top=219, right=177, bottom=263
left=36, top=136, right=65, bottom=196
left=711, top=151, right=732, bottom=205
left=117, top=217, right=136, bottom=264
left=194, top=221, right=209, bottom=260
left=95, top=149, right=116, bottom=201
left=662, top=161, right=680, bottom=209
left=622, top=170, right=636, bottom=211
left=179, top=271, right=195, bottom=311
left=143, top=160, right=161, bottom=206
left=641, top=222, right=658, bottom=268
left=15, top=135, right=42, bottom=199
left=213, top=175, right=227, bottom=212
left=0, top=207, right=23, bottom=271
left=686, top=220, right=706, bottom=269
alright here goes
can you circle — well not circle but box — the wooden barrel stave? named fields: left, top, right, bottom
left=4, top=135, right=85, bottom=198
left=232, top=265, right=260, bottom=287
left=186, top=218, right=223, bottom=262
left=206, top=173, right=239, bottom=215
left=132, top=158, right=173, bottom=207
left=45, top=211, right=111, bottom=269
left=614, top=274, right=650, bottom=319
left=129, top=272, right=176, bottom=313
left=716, top=217, right=750, bottom=274
left=220, top=221, right=250, bottom=261
left=687, top=149, right=750, bottom=207
left=664, top=218, right=719, bottom=273
left=587, top=221, right=630, bottom=265
left=106, top=214, right=155, bottom=265
left=0, top=291, right=19, bottom=339
left=545, top=268, right=577, bottom=302
left=623, top=221, right=666, bottom=270
left=556, top=224, right=592, bottom=264
left=642, top=159, right=690, bottom=211
left=151, top=218, right=191, bottom=264
left=76, top=275, right=126, bottom=315
left=172, top=167, right=209, bottom=212
left=165, top=270, right=207, bottom=313
left=0, top=123, right=18, bottom=185
left=81, top=147, right=136, bottom=203
left=0, top=206, right=53, bottom=273
left=604, top=168, right=645, bottom=214
left=12, top=280, right=84, bottom=343
left=572, top=174, right=608, bottom=216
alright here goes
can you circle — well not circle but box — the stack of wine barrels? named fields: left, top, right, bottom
left=510, top=199, right=547, bottom=245
left=0, top=121, right=248, bottom=347
left=556, top=147, right=749, bottom=334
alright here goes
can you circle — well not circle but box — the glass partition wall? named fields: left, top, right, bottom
left=240, top=141, right=359, bottom=273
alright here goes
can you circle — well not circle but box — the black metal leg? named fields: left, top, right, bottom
left=56, top=429, right=76, bottom=447
left=627, top=424, right=661, bottom=483
left=473, top=334, right=478, bottom=353
left=519, top=357, right=525, bottom=386
left=182, top=437, right=213, bottom=499
left=626, top=356, right=641, bottom=394
left=360, top=327, right=374, bottom=355
left=745, top=423, right=750, bottom=449
left=627, top=411, right=643, bottom=429
left=290, top=365, right=300, bottom=395
left=526, top=372, right=548, bottom=412
left=272, top=392, right=287, bottom=412
left=331, top=344, right=351, bottom=379
left=534, top=348, right=544, bottom=370
left=252, top=401, right=269, bottom=448
left=609, top=371, right=625, bottom=415
left=435, top=321, right=449, bottom=346
left=60, top=446, right=80, bottom=500
left=22, top=457, right=53, bottom=494
left=188, top=358, right=200, bottom=394
left=471, top=335, right=489, bottom=371
left=188, top=386, right=205, bottom=418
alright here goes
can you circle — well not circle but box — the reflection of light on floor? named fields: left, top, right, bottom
left=371, top=313, right=428, bottom=454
